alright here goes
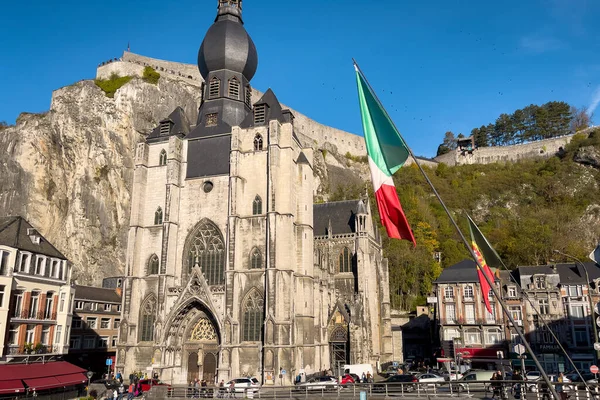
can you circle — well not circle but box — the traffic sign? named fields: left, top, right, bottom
left=513, top=344, right=526, bottom=355
left=590, top=365, right=599, bottom=374
left=281, top=369, right=286, bottom=375
left=594, top=343, right=600, bottom=351
left=106, top=359, right=113, bottom=366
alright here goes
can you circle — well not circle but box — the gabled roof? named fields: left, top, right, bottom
left=74, top=285, right=121, bottom=303
left=313, top=200, right=360, bottom=236
left=147, top=107, right=191, bottom=143
left=240, top=89, right=284, bottom=128
left=434, top=259, right=499, bottom=283
left=0, top=216, right=66, bottom=259
left=556, top=262, right=600, bottom=284
left=296, top=151, right=310, bottom=166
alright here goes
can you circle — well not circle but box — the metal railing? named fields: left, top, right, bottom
left=158, top=380, right=600, bottom=399
left=11, top=309, right=57, bottom=320
left=6, top=344, right=56, bottom=355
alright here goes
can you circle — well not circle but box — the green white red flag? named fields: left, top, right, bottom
left=467, top=215, right=498, bottom=314
left=354, top=64, right=416, bottom=246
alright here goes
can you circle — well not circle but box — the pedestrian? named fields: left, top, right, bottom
left=117, top=382, right=126, bottom=400
left=490, top=372, right=500, bottom=400
left=557, top=373, right=567, bottom=400
left=200, top=379, right=207, bottom=398
left=361, top=372, right=366, bottom=383
left=229, top=380, right=236, bottom=398
left=218, top=380, right=225, bottom=398
left=193, top=378, right=200, bottom=398
left=126, top=382, right=135, bottom=400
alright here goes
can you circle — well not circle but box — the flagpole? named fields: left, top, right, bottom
left=353, top=60, right=560, bottom=400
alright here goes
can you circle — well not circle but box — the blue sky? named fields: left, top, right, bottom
left=1, top=0, right=600, bottom=158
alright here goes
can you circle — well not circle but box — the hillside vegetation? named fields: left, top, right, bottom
left=361, top=131, right=600, bottom=310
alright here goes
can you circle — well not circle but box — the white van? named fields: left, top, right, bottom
left=456, top=370, right=496, bottom=391
left=343, top=364, right=374, bottom=379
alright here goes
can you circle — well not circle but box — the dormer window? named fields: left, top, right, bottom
left=534, top=276, right=546, bottom=289
left=254, top=104, right=266, bottom=124
left=253, top=134, right=263, bottom=151
left=205, top=113, right=218, bottom=127
left=160, top=121, right=172, bottom=136
left=159, top=149, right=167, bottom=166
left=245, top=85, right=252, bottom=107
left=27, top=228, right=41, bottom=245
left=209, top=77, right=221, bottom=99
left=228, top=78, right=240, bottom=99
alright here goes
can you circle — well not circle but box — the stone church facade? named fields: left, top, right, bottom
left=116, top=0, right=392, bottom=384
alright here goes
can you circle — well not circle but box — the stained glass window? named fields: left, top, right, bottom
left=187, top=221, right=225, bottom=285
left=250, top=248, right=262, bottom=269
left=242, top=289, right=263, bottom=342
left=253, top=196, right=262, bottom=215
left=189, top=317, right=217, bottom=341
left=148, top=254, right=159, bottom=275
left=140, top=296, right=156, bottom=342
left=330, top=327, right=347, bottom=342
left=338, top=247, right=351, bottom=273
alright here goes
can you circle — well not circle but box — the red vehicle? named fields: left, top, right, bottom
left=340, top=374, right=355, bottom=385
left=139, top=379, right=170, bottom=392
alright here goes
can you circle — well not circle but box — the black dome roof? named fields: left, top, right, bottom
left=197, top=15, right=258, bottom=81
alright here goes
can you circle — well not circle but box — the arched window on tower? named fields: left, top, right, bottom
left=254, top=134, right=263, bottom=151
left=148, top=254, right=159, bottom=275
left=252, top=195, right=262, bottom=215
left=242, top=289, right=264, bottom=342
left=154, top=207, right=163, bottom=225
left=139, top=295, right=156, bottom=342
left=187, top=220, right=225, bottom=285
left=209, top=77, right=221, bottom=99
left=228, top=77, right=240, bottom=100
left=338, top=247, right=352, bottom=273
left=250, top=247, right=262, bottom=269
left=159, top=149, right=167, bottom=166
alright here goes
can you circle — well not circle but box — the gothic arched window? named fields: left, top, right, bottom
left=154, top=207, right=163, bottom=225
left=330, top=327, right=348, bottom=342
left=148, top=254, right=159, bottom=275
left=228, top=77, right=240, bottom=100
left=242, top=289, right=264, bottom=342
left=250, top=248, right=262, bottom=269
left=254, top=134, right=263, bottom=151
left=159, top=149, right=167, bottom=166
left=252, top=195, right=262, bottom=215
left=187, top=220, right=225, bottom=285
left=139, top=295, right=156, bottom=342
left=338, top=247, right=352, bottom=273
left=209, top=77, right=221, bottom=99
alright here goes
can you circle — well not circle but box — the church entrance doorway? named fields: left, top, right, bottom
left=203, top=353, right=217, bottom=383
left=329, top=326, right=349, bottom=375
left=187, top=352, right=199, bottom=383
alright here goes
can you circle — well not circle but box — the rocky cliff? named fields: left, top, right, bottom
left=0, top=64, right=371, bottom=284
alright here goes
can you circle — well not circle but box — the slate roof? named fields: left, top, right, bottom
left=186, top=135, right=231, bottom=178
left=147, top=107, right=191, bottom=143
left=74, top=285, right=121, bottom=303
left=0, top=216, right=65, bottom=259
left=556, top=262, right=600, bottom=284
left=313, top=200, right=360, bottom=236
left=514, top=265, right=556, bottom=276
left=434, top=259, right=499, bottom=283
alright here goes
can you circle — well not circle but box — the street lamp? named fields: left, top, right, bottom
left=553, top=249, right=600, bottom=364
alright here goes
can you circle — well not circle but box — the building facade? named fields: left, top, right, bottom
left=117, top=0, right=392, bottom=384
left=0, top=216, right=74, bottom=363
left=67, top=285, right=122, bottom=376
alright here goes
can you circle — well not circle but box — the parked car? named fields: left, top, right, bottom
left=416, top=373, right=445, bottom=388
left=454, top=370, right=496, bottom=392
left=225, top=377, right=260, bottom=393
left=139, top=379, right=170, bottom=392
left=441, top=370, right=463, bottom=381
left=373, top=374, right=418, bottom=393
left=340, top=374, right=355, bottom=385
left=295, top=376, right=338, bottom=391
left=380, top=368, right=398, bottom=378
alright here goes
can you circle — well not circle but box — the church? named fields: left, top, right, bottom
left=116, top=0, right=393, bottom=384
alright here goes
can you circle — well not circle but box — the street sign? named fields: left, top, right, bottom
left=513, top=344, right=526, bottom=355
left=281, top=369, right=286, bottom=375
left=86, top=371, right=94, bottom=379
left=106, top=359, right=113, bottom=366
left=594, top=343, right=600, bottom=351
left=591, top=365, right=599, bottom=374
left=427, top=297, right=438, bottom=304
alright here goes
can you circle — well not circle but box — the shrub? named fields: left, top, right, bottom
left=142, top=66, right=160, bottom=84
left=94, top=73, right=132, bottom=98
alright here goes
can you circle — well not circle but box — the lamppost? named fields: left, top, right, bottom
left=553, top=249, right=600, bottom=364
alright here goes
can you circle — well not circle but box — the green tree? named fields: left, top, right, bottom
left=142, top=66, right=161, bottom=85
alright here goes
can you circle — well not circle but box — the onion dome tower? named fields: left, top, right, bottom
left=195, top=0, right=258, bottom=132
left=187, top=0, right=259, bottom=178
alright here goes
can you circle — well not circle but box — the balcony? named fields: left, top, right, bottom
left=11, top=310, right=57, bottom=321
left=6, top=344, right=56, bottom=356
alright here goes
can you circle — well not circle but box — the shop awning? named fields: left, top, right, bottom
left=23, top=377, right=62, bottom=391
left=56, top=373, right=87, bottom=386
left=0, top=379, right=25, bottom=394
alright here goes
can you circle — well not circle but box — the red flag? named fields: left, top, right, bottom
left=468, top=215, right=497, bottom=314
left=471, top=242, right=495, bottom=314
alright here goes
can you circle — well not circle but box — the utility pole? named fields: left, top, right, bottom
left=554, top=250, right=600, bottom=364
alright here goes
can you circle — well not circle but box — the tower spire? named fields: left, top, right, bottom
left=217, top=0, right=242, bottom=21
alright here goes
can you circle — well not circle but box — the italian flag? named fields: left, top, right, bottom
left=355, top=65, right=416, bottom=246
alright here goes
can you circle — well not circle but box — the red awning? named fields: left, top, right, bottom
left=457, top=347, right=504, bottom=359
left=0, top=361, right=85, bottom=380
left=23, top=377, right=61, bottom=391
left=0, top=380, right=25, bottom=394
left=56, top=373, right=87, bottom=386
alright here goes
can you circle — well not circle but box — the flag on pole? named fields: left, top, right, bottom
left=354, top=64, right=416, bottom=246
left=467, top=215, right=498, bottom=314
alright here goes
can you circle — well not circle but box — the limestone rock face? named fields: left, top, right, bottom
left=574, top=145, right=600, bottom=169
left=0, top=77, right=200, bottom=284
